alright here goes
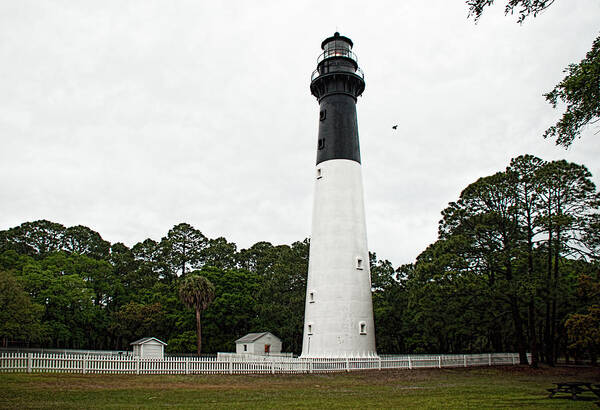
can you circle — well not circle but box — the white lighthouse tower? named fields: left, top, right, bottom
left=301, top=33, right=377, bottom=358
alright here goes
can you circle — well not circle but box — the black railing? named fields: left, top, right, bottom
left=316, top=48, right=358, bottom=65
left=311, top=66, right=364, bottom=82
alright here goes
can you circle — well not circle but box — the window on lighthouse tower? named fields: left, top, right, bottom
left=356, top=257, right=364, bottom=270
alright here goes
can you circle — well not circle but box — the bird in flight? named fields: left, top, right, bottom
left=392, top=125, right=398, bottom=130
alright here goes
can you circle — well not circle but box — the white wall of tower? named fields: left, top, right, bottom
left=301, top=159, right=377, bottom=358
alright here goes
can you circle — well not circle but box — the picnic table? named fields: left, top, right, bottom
left=547, top=382, right=600, bottom=400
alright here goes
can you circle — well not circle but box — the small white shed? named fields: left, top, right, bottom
left=130, top=337, right=167, bottom=358
left=235, top=332, right=282, bottom=355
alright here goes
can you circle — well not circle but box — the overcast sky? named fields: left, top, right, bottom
left=1, top=1, right=599, bottom=266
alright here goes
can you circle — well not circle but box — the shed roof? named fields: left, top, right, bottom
left=130, top=337, right=167, bottom=346
left=235, top=332, right=279, bottom=343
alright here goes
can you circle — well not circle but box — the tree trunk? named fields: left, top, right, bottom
left=509, top=295, right=528, bottom=364
left=528, top=298, right=538, bottom=368
left=545, top=215, right=554, bottom=366
left=538, top=321, right=546, bottom=363
left=195, top=307, right=202, bottom=355
left=503, top=242, right=528, bottom=365
left=526, top=208, right=538, bottom=368
left=490, top=327, right=503, bottom=352
left=551, top=219, right=561, bottom=366
left=182, top=242, right=186, bottom=276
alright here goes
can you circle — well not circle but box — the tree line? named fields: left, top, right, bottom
left=0, top=222, right=309, bottom=354
left=1, top=155, right=598, bottom=365
left=376, top=155, right=599, bottom=365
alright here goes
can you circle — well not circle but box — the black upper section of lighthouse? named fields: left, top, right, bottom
left=311, top=32, right=365, bottom=165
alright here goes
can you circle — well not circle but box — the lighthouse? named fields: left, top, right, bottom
left=301, top=33, right=377, bottom=358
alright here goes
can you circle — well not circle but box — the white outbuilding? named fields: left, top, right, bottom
left=235, top=332, right=282, bottom=355
left=130, top=337, right=167, bottom=358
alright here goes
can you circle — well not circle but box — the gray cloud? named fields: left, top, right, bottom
left=1, top=0, right=598, bottom=266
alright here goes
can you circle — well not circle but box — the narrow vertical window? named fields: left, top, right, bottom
left=316, top=168, right=322, bottom=179
left=359, top=322, right=367, bottom=335
left=309, top=291, right=315, bottom=303
left=320, top=109, right=327, bottom=121
left=356, top=257, right=364, bottom=270
left=318, top=138, right=325, bottom=150
left=308, top=324, right=313, bottom=335
left=243, top=344, right=247, bottom=351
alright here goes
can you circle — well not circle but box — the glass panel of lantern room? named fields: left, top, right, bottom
left=324, top=39, right=350, bottom=56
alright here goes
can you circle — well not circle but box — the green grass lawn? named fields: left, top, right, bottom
left=1, top=366, right=600, bottom=409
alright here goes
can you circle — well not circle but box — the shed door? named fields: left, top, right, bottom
left=144, top=343, right=162, bottom=357
left=264, top=344, right=271, bottom=354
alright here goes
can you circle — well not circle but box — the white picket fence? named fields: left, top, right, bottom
left=0, top=352, right=522, bottom=375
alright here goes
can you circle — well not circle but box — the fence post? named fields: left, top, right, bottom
left=228, top=357, right=233, bottom=375
left=408, top=356, right=412, bottom=370
left=488, top=353, right=492, bottom=366
left=136, top=356, right=140, bottom=375
left=378, top=357, right=382, bottom=371
left=185, top=357, right=189, bottom=375
left=463, top=354, right=467, bottom=367
left=438, top=356, right=442, bottom=369
left=512, top=354, right=516, bottom=365
left=309, top=358, right=313, bottom=374
left=27, top=353, right=32, bottom=373
left=345, top=358, right=349, bottom=372
left=82, top=355, right=87, bottom=374
left=271, top=360, right=275, bottom=375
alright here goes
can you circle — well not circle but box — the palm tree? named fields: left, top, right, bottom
left=178, top=273, right=216, bottom=354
